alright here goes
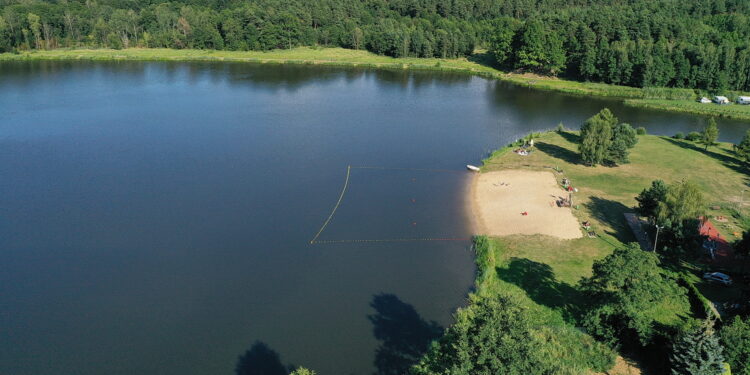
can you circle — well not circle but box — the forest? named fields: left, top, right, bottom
left=0, top=0, right=749, bottom=90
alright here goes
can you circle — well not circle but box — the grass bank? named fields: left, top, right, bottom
left=3, top=47, right=749, bottom=120
left=625, top=98, right=750, bottom=121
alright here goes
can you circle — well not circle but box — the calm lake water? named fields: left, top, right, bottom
left=1, top=61, right=748, bottom=375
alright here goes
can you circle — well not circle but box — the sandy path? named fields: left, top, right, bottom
left=471, top=170, right=582, bottom=239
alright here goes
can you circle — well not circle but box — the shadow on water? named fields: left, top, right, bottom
left=535, top=141, right=580, bottom=165
left=368, top=294, right=443, bottom=375
left=661, top=137, right=750, bottom=185
left=584, top=196, right=634, bottom=241
left=235, top=341, right=291, bottom=375
left=495, top=258, right=581, bottom=322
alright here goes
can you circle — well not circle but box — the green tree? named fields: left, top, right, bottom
left=608, top=123, right=638, bottom=164
left=701, top=118, right=719, bottom=150
left=580, top=243, right=688, bottom=346
left=413, top=291, right=613, bottom=375
left=735, top=130, right=750, bottom=163
left=26, top=13, right=40, bottom=49
left=290, top=368, right=316, bottom=375
left=512, top=19, right=565, bottom=74
left=720, top=316, right=750, bottom=375
left=671, top=322, right=725, bottom=375
left=414, top=293, right=553, bottom=374
left=656, top=180, right=706, bottom=225
left=579, top=108, right=615, bottom=166
left=489, top=17, right=519, bottom=66
left=636, top=180, right=669, bottom=220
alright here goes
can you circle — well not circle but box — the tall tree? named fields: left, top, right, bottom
left=26, top=12, right=40, bottom=49
left=579, top=108, right=615, bottom=166
left=636, top=180, right=669, bottom=220
left=671, top=322, right=725, bottom=375
left=608, top=122, right=638, bottom=164
left=656, top=180, right=706, bottom=225
left=580, top=243, right=688, bottom=347
left=512, top=19, right=565, bottom=74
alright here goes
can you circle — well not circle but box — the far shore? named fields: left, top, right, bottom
left=3, top=47, right=750, bottom=121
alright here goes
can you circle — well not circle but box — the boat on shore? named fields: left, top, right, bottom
left=466, top=165, right=480, bottom=172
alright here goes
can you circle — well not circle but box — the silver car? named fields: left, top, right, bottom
left=703, top=272, right=733, bottom=286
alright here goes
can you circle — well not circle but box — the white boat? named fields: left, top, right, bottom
left=466, top=165, right=480, bottom=172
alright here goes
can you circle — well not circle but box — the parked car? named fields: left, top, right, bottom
left=703, top=272, right=733, bottom=285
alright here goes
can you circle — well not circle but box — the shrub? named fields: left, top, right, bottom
left=636, top=126, right=647, bottom=135
left=686, top=131, right=702, bottom=141
left=674, top=132, right=684, bottom=139
left=556, top=122, right=565, bottom=133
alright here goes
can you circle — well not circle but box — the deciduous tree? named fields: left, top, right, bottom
left=580, top=243, right=688, bottom=346
left=701, top=118, right=719, bottom=150
left=579, top=108, right=615, bottom=166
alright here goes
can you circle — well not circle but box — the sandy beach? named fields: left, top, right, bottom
left=470, top=170, right=582, bottom=239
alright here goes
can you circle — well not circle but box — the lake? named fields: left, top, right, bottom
left=1, top=61, right=748, bottom=375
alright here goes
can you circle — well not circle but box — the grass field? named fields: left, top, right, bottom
left=3, top=47, right=750, bottom=120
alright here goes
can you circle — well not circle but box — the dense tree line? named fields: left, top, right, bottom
left=1, top=0, right=750, bottom=91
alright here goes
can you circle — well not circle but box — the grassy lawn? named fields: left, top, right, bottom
left=3, top=47, right=750, bottom=119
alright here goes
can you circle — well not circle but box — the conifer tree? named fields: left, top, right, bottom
left=670, top=322, right=725, bottom=375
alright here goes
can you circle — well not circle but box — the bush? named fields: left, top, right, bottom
left=636, top=126, right=647, bottom=135
left=673, top=132, right=684, bottom=139
left=556, top=122, right=565, bottom=133
left=686, top=131, right=702, bottom=141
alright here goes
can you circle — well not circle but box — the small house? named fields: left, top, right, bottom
left=713, top=96, right=730, bottom=104
left=737, top=96, right=750, bottom=105
left=698, top=97, right=712, bottom=104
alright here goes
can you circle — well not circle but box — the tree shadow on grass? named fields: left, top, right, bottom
left=536, top=141, right=580, bottom=165
left=467, top=51, right=498, bottom=69
left=558, top=131, right=581, bottom=144
left=584, top=196, right=636, bottom=242
left=235, top=341, right=291, bottom=375
left=368, top=294, right=443, bottom=375
left=496, top=258, right=582, bottom=322
left=662, top=137, right=750, bottom=185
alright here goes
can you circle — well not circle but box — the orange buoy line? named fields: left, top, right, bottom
left=310, top=237, right=470, bottom=245
left=350, top=166, right=465, bottom=174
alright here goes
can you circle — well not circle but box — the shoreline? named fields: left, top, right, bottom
left=466, top=172, right=485, bottom=236
left=3, top=47, right=750, bottom=121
